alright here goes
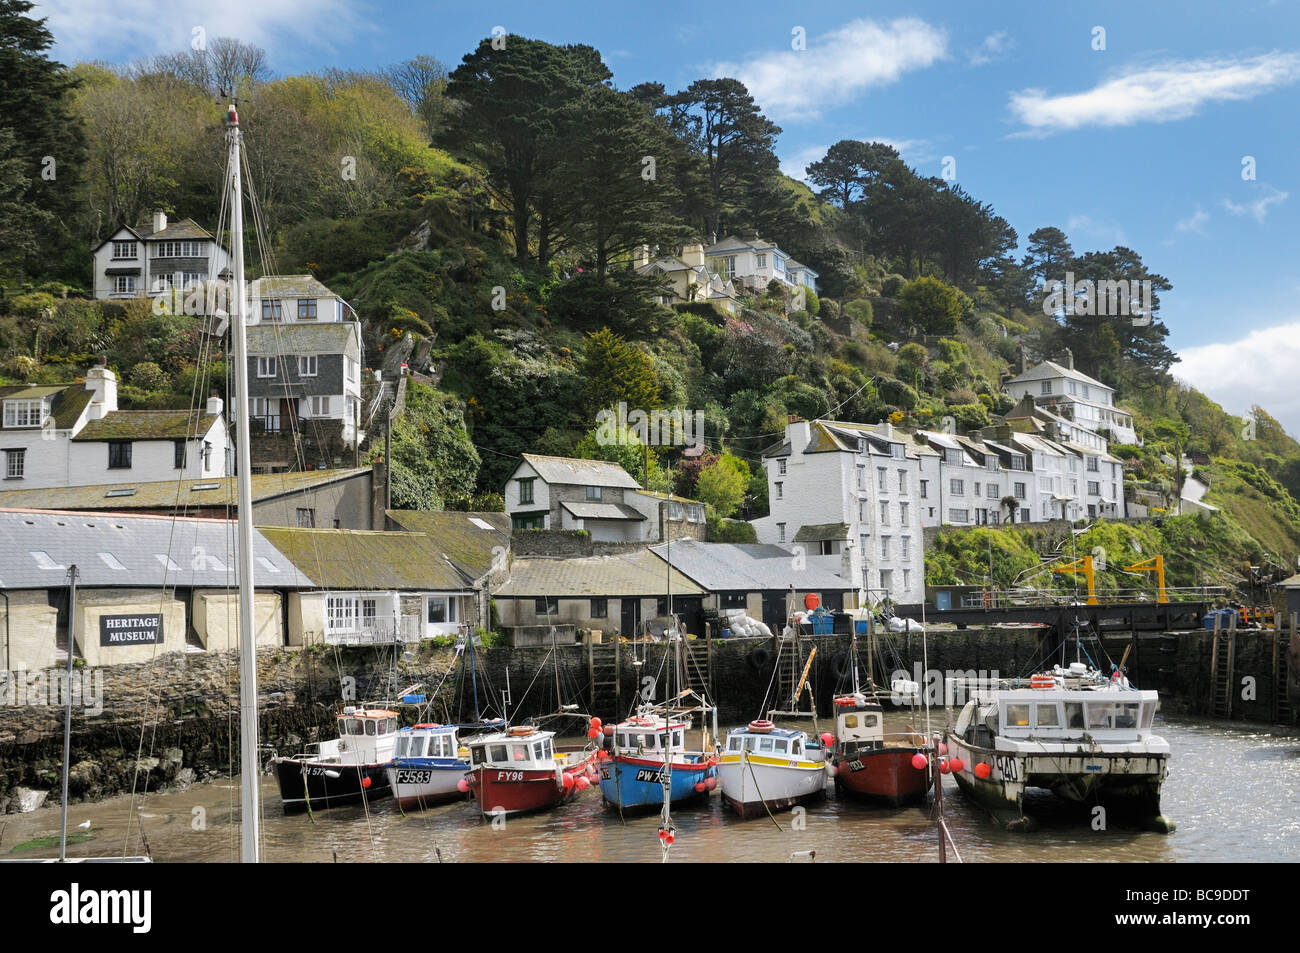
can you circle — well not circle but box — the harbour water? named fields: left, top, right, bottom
left=3, top=715, right=1296, bottom=863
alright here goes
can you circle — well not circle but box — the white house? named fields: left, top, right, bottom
left=91, top=210, right=231, bottom=301
left=704, top=235, right=819, bottom=297
left=503, top=453, right=706, bottom=542
left=0, top=363, right=230, bottom=491
left=1003, top=352, right=1138, bottom=446
left=751, top=418, right=925, bottom=606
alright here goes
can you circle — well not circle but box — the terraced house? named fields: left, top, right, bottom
left=0, top=361, right=229, bottom=491
left=244, top=275, right=365, bottom=472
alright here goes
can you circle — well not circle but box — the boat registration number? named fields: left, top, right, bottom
left=395, top=769, right=433, bottom=784
left=635, top=769, right=667, bottom=783
left=847, top=759, right=865, bottom=772
left=494, top=771, right=525, bottom=782
left=995, top=755, right=1020, bottom=781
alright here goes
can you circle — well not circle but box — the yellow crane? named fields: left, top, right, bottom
left=1052, top=555, right=1098, bottom=605
left=1122, top=555, right=1168, bottom=604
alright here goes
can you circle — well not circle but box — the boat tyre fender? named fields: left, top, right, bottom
left=748, top=643, right=773, bottom=670
left=830, top=651, right=852, bottom=681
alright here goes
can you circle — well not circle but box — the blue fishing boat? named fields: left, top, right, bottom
left=599, top=701, right=718, bottom=812
left=386, top=723, right=472, bottom=809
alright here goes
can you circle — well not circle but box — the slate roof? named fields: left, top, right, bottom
left=1005, top=360, right=1112, bottom=391
left=258, top=527, right=467, bottom=591
left=793, top=522, right=850, bottom=542
left=246, top=322, right=359, bottom=355
left=73, top=410, right=219, bottom=442
left=0, top=508, right=312, bottom=590
left=147, top=218, right=215, bottom=242
left=385, top=509, right=510, bottom=580
left=649, top=540, right=853, bottom=592
left=518, top=454, right=641, bottom=489
left=496, top=550, right=705, bottom=598
left=250, top=275, right=339, bottom=299
left=0, top=468, right=371, bottom=511
left=560, top=501, right=645, bottom=521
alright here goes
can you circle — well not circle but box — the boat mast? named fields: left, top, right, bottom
left=58, top=564, right=78, bottom=862
left=226, top=102, right=260, bottom=864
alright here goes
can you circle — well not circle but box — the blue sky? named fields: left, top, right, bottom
left=37, top=0, right=1300, bottom=429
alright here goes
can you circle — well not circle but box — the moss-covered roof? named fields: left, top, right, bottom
left=246, top=322, right=358, bottom=356
left=496, top=550, right=705, bottom=598
left=250, top=275, right=338, bottom=298
left=73, top=410, right=219, bottom=441
left=257, top=527, right=467, bottom=590
left=385, top=509, right=510, bottom=579
left=147, top=218, right=215, bottom=242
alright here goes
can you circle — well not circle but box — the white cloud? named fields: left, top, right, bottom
left=1222, top=185, right=1290, bottom=223
left=713, top=17, right=947, bottom=122
left=780, top=137, right=934, bottom=181
left=780, top=144, right=829, bottom=182
left=1175, top=206, right=1210, bottom=234
left=1009, top=52, right=1300, bottom=135
left=1177, top=322, right=1300, bottom=436
left=1066, top=213, right=1127, bottom=246
left=969, top=31, right=1013, bottom=67
left=38, top=0, right=366, bottom=61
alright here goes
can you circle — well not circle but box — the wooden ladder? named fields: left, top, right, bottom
left=587, top=638, right=621, bottom=719
left=1209, top=617, right=1236, bottom=719
left=679, top=636, right=713, bottom=700
left=1274, top=620, right=1293, bottom=725
left=769, top=635, right=816, bottom=718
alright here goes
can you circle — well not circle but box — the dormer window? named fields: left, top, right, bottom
left=3, top=398, right=47, bottom=428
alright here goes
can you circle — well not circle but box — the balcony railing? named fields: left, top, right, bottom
left=323, top=616, right=423, bottom=645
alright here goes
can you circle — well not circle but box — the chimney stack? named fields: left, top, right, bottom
left=84, top=357, right=118, bottom=420
left=1062, top=347, right=1074, bottom=370
left=681, top=243, right=705, bottom=269
left=206, top=390, right=224, bottom=417
left=152, top=209, right=167, bottom=233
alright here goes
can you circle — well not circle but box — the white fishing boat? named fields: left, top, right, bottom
left=272, top=707, right=398, bottom=811
left=944, top=663, right=1174, bottom=832
left=386, top=723, right=470, bottom=809
left=716, top=719, right=827, bottom=819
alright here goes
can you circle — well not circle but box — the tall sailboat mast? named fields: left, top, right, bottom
left=226, top=103, right=261, bottom=864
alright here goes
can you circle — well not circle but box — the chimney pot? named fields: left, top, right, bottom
left=152, top=209, right=167, bottom=233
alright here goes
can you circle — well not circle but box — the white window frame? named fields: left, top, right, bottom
left=4, top=399, right=46, bottom=428
left=297, top=355, right=318, bottom=377
left=111, top=241, right=137, bottom=259
left=5, top=448, right=24, bottom=478
left=256, top=357, right=277, bottom=378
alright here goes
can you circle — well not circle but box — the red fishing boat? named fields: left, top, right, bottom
left=465, top=725, right=597, bottom=816
left=830, top=692, right=931, bottom=805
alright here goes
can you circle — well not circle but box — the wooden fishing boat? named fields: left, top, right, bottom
left=465, top=725, right=596, bottom=816
left=830, top=692, right=931, bottom=805
left=272, top=707, right=397, bottom=812
left=717, top=719, right=827, bottom=819
left=599, top=707, right=717, bottom=812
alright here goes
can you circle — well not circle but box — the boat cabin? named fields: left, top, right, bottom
left=833, top=694, right=884, bottom=755
left=393, top=724, right=461, bottom=762
left=723, top=721, right=817, bottom=761
left=335, top=708, right=399, bottom=763
left=614, top=716, right=686, bottom=756
left=467, top=727, right=559, bottom=770
left=955, top=688, right=1159, bottom=746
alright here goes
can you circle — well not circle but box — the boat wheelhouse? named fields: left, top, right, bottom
left=386, top=723, right=470, bottom=809
left=945, top=667, right=1173, bottom=832
left=717, top=720, right=827, bottom=819
left=272, top=707, right=398, bottom=812
left=599, top=711, right=717, bottom=811
left=830, top=692, right=931, bottom=805
left=465, top=725, right=597, bottom=817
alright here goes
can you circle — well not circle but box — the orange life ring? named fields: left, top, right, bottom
left=629, top=717, right=653, bottom=727
left=509, top=726, right=535, bottom=736
left=748, top=719, right=775, bottom=733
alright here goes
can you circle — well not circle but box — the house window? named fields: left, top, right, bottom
left=5, top=448, right=24, bottom=479
left=903, top=569, right=911, bottom=590
left=586, top=485, right=603, bottom=501
left=900, top=502, right=909, bottom=523
left=987, top=456, right=999, bottom=471
left=428, top=596, right=457, bottom=624
left=296, top=508, right=315, bottom=527
left=879, top=501, right=889, bottom=525
left=174, top=441, right=186, bottom=469
left=755, top=253, right=767, bottom=268
left=881, top=537, right=890, bottom=559
left=775, top=482, right=783, bottom=500
left=719, top=592, right=747, bottom=610
left=777, top=459, right=786, bottom=475
left=361, top=599, right=377, bottom=628
left=310, top=396, right=330, bottom=417
left=880, top=569, right=893, bottom=591
left=877, top=467, right=887, bottom=490
left=1041, top=381, right=1052, bottom=395
left=987, top=484, right=999, bottom=499
left=591, top=598, right=608, bottom=618
left=518, top=478, right=535, bottom=505
left=114, top=276, right=136, bottom=295
left=949, top=508, right=969, bottom=523
left=1012, top=456, right=1025, bottom=470
left=857, top=466, right=866, bottom=491
left=108, top=441, right=132, bottom=469
left=1021, top=507, right=1031, bottom=523
left=777, top=522, right=786, bottom=543
left=111, top=241, right=137, bottom=259
left=326, top=596, right=356, bottom=632
left=1087, top=456, right=1099, bottom=472
left=534, top=597, right=557, bottom=616
left=153, top=241, right=202, bottom=258
left=819, top=540, right=833, bottom=555
left=298, top=298, right=318, bottom=319
left=298, top=355, right=318, bottom=377
left=950, top=479, right=964, bottom=495
left=901, top=537, right=910, bottom=560
left=256, top=357, right=278, bottom=378
left=202, top=441, right=212, bottom=471
left=920, top=479, right=928, bottom=499
left=1088, top=481, right=1101, bottom=496
left=345, top=357, right=358, bottom=385
left=1014, top=482, right=1026, bottom=499
left=898, top=470, right=907, bottom=493
left=3, top=399, right=45, bottom=428
left=261, top=299, right=283, bottom=321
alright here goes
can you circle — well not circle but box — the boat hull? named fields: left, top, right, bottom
left=944, top=732, right=1174, bottom=833
left=599, top=755, right=716, bottom=811
left=273, top=758, right=392, bottom=813
left=717, top=754, right=827, bottom=820
left=468, top=750, right=596, bottom=817
left=386, top=760, right=470, bottom=810
left=834, top=747, right=932, bottom=805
